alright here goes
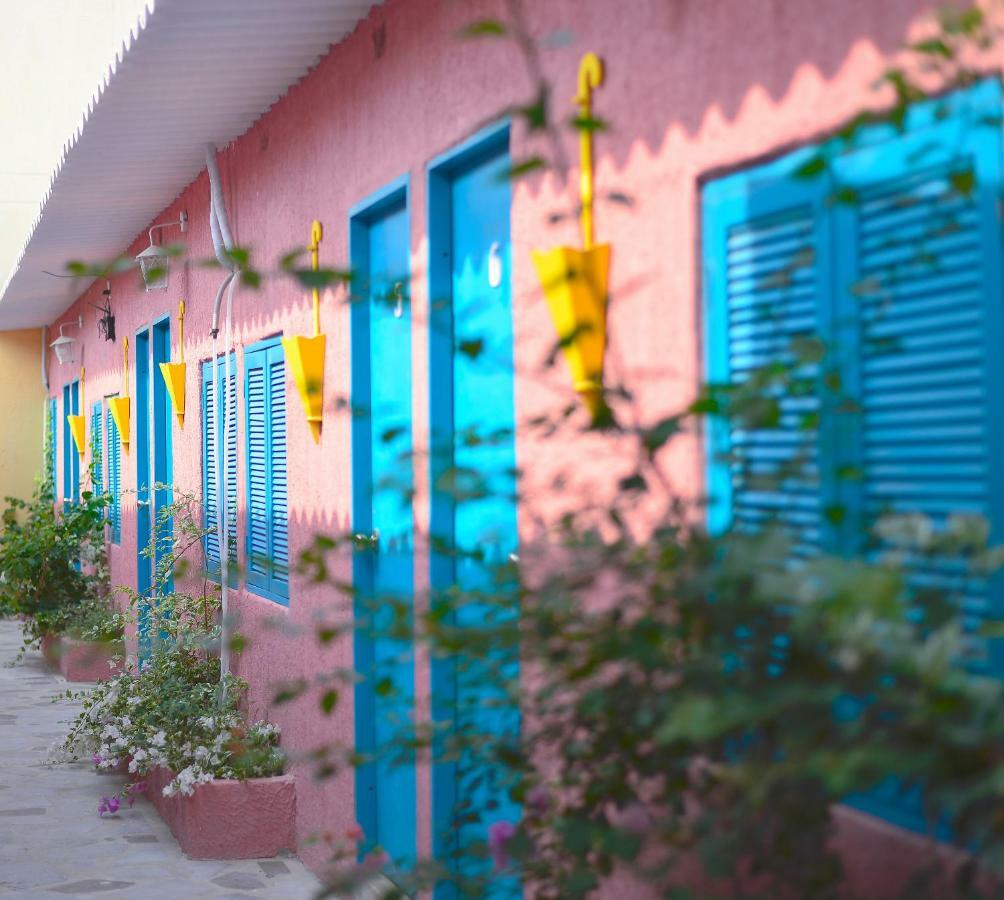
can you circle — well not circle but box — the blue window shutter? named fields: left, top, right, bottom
left=91, top=402, right=103, bottom=503
left=831, top=79, right=1004, bottom=671
left=105, top=398, right=121, bottom=543
left=245, top=346, right=270, bottom=594
left=268, top=346, right=289, bottom=597
left=202, top=361, right=221, bottom=575
left=702, top=152, right=834, bottom=554
left=204, top=355, right=239, bottom=583
left=48, top=398, right=57, bottom=502
left=222, top=357, right=239, bottom=583
left=244, top=340, right=288, bottom=603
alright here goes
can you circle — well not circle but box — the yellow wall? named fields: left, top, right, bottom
left=0, top=329, right=44, bottom=505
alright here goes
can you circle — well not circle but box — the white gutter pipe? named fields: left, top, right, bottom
left=205, top=143, right=239, bottom=686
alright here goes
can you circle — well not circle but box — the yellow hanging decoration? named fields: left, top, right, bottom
left=159, top=299, right=187, bottom=428
left=67, top=366, right=87, bottom=458
left=531, top=51, right=612, bottom=422
left=107, top=338, right=131, bottom=453
left=282, top=219, right=326, bottom=443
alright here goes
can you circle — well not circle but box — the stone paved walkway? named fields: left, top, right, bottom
left=0, top=619, right=322, bottom=899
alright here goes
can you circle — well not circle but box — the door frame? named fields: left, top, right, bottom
left=425, top=119, right=515, bottom=884
left=349, top=173, right=416, bottom=866
left=135, top=314, right=173, bottom=649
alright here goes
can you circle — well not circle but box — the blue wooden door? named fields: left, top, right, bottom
left=62, top=381, right=80, bottom=504
left=350, top=182, right=416, bottom=872
left=429, top=125, right=520, bottom=896
left=136, top=320, right=173, bottom=651
left=135, top=328, right=152, bottom=645
left=152, top=320, right=174, bottom=591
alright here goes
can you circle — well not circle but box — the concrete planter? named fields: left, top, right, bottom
left=142, top=766, right=297, bottom=860
left=40, top=632, right=123, bottom=682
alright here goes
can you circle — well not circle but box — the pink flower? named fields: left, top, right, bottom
left=91, top=754, right=104, bottom=767
left=126, top=781, right=147, bottom=806
left=619, top=803, right=651, bottom=836
left=344, top=823, right=364, bottom=842
left=488, top=820, right=517, bottom=871
left=526, top=785, right=551, bottom=815
left=97, top=795, right=120, bottom=816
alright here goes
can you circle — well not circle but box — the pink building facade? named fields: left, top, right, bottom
left=17, top=0, right=1001, bottom=889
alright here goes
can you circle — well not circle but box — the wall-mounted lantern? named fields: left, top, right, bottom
left=92, top=281, right=116, bottom=342
left=282, top=220, right=326, bottom=443
left=532, top=52, right=612, bottom=423
left=49, top=315, right=84, bottom=365
left=107, top=338, right=131, bottom=453
left=136, top=211, right=188, bottom=291
left=67, top=367, right=87, bottom=458
left=159, top=299, right=186, bottom=427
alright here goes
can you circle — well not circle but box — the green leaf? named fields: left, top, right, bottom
left=911, top=37, right=952, bottom=58
left=793, top=155, right=827, bottom=179
left=498, top=157, right=547, bottom=181
left=949, top=168, right=976, bottom=197
left=459, top=19, right=508, bottom=38
left=458, top=339, right=484, bottom=360
left=321, top=689, right=339, bottom=715
left=570, top=113, right=609, bottom=133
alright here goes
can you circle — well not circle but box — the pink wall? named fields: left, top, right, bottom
left=44, top=0, right=969, bottom=881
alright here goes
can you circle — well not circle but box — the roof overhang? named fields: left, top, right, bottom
left=0, top=0, right=380, bottom=329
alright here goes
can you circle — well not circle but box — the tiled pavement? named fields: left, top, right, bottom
left=0, top=619, right=322, bottom=900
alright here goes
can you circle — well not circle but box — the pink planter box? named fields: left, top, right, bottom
left=142, top=766, right=297, bottom=859
left=40, top=633, right=123, bottom=682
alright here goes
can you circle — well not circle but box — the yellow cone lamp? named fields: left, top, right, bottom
left=531, top=52, right=612, bottom=422
left=107, top=338, right=131, bottom=454
left=159, top=299, right=187, bottom=427
left=67, top=366, right=87, bottom=458
left=282, top=220, right=326, bottom=443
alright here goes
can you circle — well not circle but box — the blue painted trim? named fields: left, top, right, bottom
left=348, top=173, right=410, bottom=222
left=427, top=118, right=511, bottom=174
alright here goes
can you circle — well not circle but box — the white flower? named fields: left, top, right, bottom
left=151, top=730, right=166, bottom=747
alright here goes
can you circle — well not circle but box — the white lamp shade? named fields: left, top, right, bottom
left=137, top=243, right=169, bottom=291
left=49, top=334, right=76, bottom=365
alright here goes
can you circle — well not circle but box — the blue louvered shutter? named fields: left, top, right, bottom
left=106, top=401, right=121, bottom=543
left=48, top=398, right=57, bottom=502
left=202, top=360, right=221, bottom=575
left=91, top=402, right=103, bottom=510
left=702, top=153, right=834, bottom=554
left=832, top=80, right=1004, bottom=671
left=269, top=347, right=289, bottom=596
left=203, top=356, right=239, bottom=583
left=222, top=358, right=238, bottom=583
left=245, top=347, right=271, bottom=594
left=244, top=341, right=288, bottom=603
